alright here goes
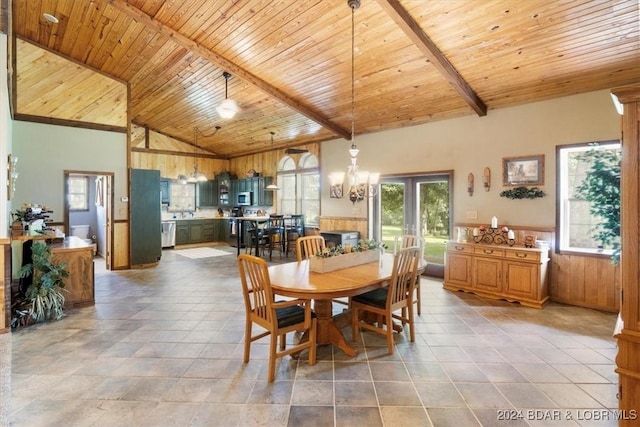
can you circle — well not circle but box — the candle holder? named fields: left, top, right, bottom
left=473, top=226, right=515, bottom=246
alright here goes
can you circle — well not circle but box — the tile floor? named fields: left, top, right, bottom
left=5, top=245, right=620, bottom=426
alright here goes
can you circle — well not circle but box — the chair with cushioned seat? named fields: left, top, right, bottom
left=286, top=214, right=306, bottom=257
left=296, top=235, right=349, bottom=307
left=350, top=246, right=421, bottom=355
left=393, top=234, right=424, bottom=316
left=237, top=253, right=317, bottom=381
left=266, top=215, right=286, bottom=260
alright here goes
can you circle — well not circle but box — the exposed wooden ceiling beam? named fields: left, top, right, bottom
left=107, top=0, right=352, bottom=140
left=377, top=0, right=487, bottom=117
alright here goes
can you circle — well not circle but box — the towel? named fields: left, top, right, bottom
left=231, top=221, right=236, bottom=235
left=162, top=222, right=171, bottom=233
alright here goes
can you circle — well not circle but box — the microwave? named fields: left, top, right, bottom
left=237, top=191, right=253, bottom=206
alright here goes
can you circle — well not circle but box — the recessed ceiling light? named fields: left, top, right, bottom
left=43, top=13, right=59, bottom=24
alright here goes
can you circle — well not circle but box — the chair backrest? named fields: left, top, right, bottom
left=237, top=253, right=275, bottom=326
left=289, top=214, right=305, bottom=235
left=387, top=246, right=421, bottom=306
left=296, top=235, right=326, bottom=261
left=268, top=214, right=285, bottom=229
left=393, top=234, right=424, bottom=259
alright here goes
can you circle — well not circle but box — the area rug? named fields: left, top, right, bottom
left=173, top=247, right=233, bottom=259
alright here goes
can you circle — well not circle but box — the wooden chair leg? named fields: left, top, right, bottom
left=279, top=333, right=286, bottom=351
left=268, top=334, right=277, bottom=382
left=386, top=313, right=394, bottom=354
left=415, top=278, right=422, bottom=316
left=243, top=321, right=252, bottom=363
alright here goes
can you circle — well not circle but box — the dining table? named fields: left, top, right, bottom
left=268, top=252, right=422, bottom=356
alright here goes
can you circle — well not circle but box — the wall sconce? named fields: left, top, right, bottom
left=328, top=172, right=344, bottom=198
left=467, top=173, right=474, bottom=196
left=483, top=167, right=491, bottom=191
left=7, top=154, right=18, bottom=200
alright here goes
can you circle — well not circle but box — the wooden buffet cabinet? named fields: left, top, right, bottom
left=444, top=241, right=550, bottom=309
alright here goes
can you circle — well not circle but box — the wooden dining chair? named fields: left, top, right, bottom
left=237, top=253, right=317, bottom=381
left=350, top=246, right=421, bottom=355
left=296, top=235, right=349, bottom=307
left=295, top=235, right=326, bottom=261
left=393, top=234, right=424, bottom=316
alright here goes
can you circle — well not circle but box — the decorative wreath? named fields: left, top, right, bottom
left=500, top=186, right=546, bottom=199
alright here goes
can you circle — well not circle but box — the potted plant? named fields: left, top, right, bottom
left=15, top=242, right=69, bottom=324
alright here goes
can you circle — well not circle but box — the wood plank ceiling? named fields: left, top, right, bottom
left=10, top=0, right=640, bottom=159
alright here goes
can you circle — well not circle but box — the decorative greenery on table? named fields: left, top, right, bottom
left=499, top=186, right=546, bottom=199
left=315, top=239, right=387, bottom=258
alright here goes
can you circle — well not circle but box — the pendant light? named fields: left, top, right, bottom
left=266, top=131, right=279, bottom=191
left=328, top=0, right=379, bottom=204
left=216, top=72, right=239, bottom=119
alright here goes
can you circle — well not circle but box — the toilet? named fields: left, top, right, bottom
left=70, top=225, right=97, bottom=256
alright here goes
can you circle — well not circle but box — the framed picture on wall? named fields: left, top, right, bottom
left=502, top=154, right=544, bottom=186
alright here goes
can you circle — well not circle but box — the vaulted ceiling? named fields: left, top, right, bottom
left=9, top=0, right=640, bottom=159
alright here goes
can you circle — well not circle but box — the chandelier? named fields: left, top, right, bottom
left=328, top=0, right=379, bottom=204
left=178, top=127, right=218, bottom=184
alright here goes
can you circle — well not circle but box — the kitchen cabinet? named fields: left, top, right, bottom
left=443, top=241, right=549, bottom=308
left=234, top=177, right=274, bottom=206
left=175, top=223, right=190, bottom=245
left=197, top=180, right=218, bottom=207
left=175, top=219, right=229, bottom=245
left=217, top=172, right=235, bottom=207
left=160, top=178, right=171, bottom=205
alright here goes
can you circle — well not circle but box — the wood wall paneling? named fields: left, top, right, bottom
left=319, top=217, right=369, bottom=240
left=612, top=84, right=640, bottom=424
left=112, top=221, right=130, bottom=270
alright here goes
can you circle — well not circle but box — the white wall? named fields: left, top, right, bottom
left=321, top=90, right=621, bottom=228
left=1, top=34, right=12, bottom=237
left=11, top=121, right=127, bottom=223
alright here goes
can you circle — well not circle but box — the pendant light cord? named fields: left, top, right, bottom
left=350, top=2, right=355, bottom=142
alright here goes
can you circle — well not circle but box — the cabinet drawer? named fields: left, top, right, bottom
left=447, top=243, right=472, bottom=253
left=473, top=247, right=505, bottom=257
left=505, top=249, right=540, bottom=262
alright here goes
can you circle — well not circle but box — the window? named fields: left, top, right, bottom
left=557, top=141, right=620, bottom=254
left=276, top=153, right=320, bottom=227
left=68, top=176, right=89, bottom=211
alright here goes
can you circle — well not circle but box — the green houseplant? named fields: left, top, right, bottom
left=17, top=242, right=69, bottom=323
left=575, top=146, right=621, bottom=264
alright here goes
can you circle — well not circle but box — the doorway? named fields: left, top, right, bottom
left=64, top=171, right=114, bottom=270
left=373, top=173, right=452, bottom=277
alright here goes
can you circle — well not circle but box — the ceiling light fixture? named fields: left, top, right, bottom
left=328, top=0, right=379, bottom=204
left=43, top=13, right=59, bottom=24
left=216, top=72, right=239, bottom=119
left=266, top=132, right=280, bottom=191
left=180, top=126, right=220, bottom=183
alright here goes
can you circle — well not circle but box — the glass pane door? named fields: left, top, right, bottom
left=375, top=174, right=451, bottom=269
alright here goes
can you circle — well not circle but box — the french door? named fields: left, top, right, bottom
left=373, top=173, right=452, bottom=267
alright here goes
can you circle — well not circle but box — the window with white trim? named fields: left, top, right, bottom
left=557, top=141, right=620, bottom=254
left=276, top=153, right=320, bottom=227
left=68, top=176, right=89, bottom=211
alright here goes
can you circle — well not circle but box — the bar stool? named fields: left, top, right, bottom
left=286, top=214, right=305, bottom=257
left=267, top=215, right=286, bottom=260
left=245, top=219, right=269, bottom=257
